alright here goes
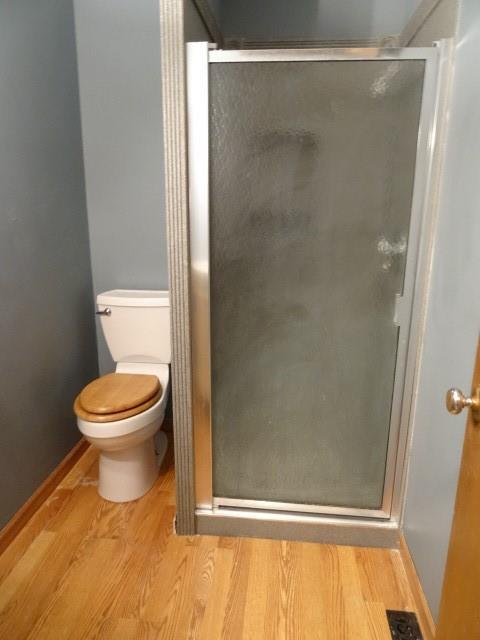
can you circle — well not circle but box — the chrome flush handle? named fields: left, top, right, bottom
left=446, top=386, right=480, bottom=424
left=95, top=307, right=111, bottom=316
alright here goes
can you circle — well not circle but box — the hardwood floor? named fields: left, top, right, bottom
left=0, top=443, right=421, bottom=639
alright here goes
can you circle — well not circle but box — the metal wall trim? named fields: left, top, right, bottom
left=209, top=47, right=438, bottom=63
left=188, top=42, right=213, bottom=509
left=159, top=0, right=195, bottom=534
left=196, top=508, right=400, bottom=548
left=380, top=45, right=442, bottom=517
left=213, top=497, right=389, bottom=520
left=394, top=39, right=456, bottom=521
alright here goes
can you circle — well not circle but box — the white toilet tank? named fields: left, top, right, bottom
left=96, top=290, right=171, bottom=364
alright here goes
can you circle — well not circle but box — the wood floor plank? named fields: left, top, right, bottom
left=337, top=545, right=374, bottom=640
left=197, top=544, right=235, bottom=640
left=242, top=537, right=272, bottom=639
left=58, top=446, right=99, bottom=490
left=0, top=531, right=83, bottom=640
left=85, top=497, right=137, bottom=540
left=389, top=549, right=417, bottom=611
left=45, top=484, right=103, bottom=536
left=263, top=540, right=303, bottom=640
left=105, top=507, right=176, bottom=620
left=181, top=535, right=218, bottom=639
left=219, top=537, right=252, bottom=640
left=364, top=601, right=393, bottom=640
left=0, top=530, right=53, bottom=616
left=315, top=545, right=349, bottom=639
left=282, top=541, right=303, bottom=640
left=0, top=488, right=72, bottom=583
left=0, top=440, right=89, bottom=557
left=125, top=487, right=175, bottom=547
left=0, top=443, right=428, bottom=639
left=355, top=547, right=413, bottom=611
left=142, top=534, right=198, bottom=635
left=97, top=617, right=162, bottom=639
left=298, top=542, right=331, bottom=640
left=26, top=537, right=130, bottom=640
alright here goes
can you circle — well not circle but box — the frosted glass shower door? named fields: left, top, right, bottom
left=189, top=45, right=438, bottom=517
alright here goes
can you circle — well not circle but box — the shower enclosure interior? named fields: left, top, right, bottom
left=188, top=42, right=442, bottom=531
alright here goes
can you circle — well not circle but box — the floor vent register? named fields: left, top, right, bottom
left=386, top=610, right=423, bottom=640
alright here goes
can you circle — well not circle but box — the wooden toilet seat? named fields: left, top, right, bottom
left=74, top=373, right=162, bottom=423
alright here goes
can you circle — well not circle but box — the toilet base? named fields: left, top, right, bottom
left=98, top=431, right=167, bottom=502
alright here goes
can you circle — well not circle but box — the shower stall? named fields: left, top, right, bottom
left=187, top=42, right=446, bottom=543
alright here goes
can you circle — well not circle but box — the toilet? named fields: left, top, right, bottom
left=74, top=289, right=171, bottom=502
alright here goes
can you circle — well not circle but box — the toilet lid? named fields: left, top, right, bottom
left=74, top=387, right=162, bottom=423
left=79, top=373, right=160, bottom=415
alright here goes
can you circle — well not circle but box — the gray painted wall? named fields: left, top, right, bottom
left=74, top=0, right=209, bottom=374
left=74, top=0, right=207, bottom=373
left=74, top=0, right=168, bottom=374
left=0, top=0, right=98, bottom=527
left=403, top=0, right=480, bottom=620
left=403, top=0, right=459, bottom=46
left=209, top=0, right=421, bottom=41
left=185, top=0, right=212, bottom=41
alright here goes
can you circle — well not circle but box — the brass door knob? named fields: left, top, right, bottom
left=446, top=387, right=480, bottom=423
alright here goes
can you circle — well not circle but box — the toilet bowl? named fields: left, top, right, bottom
left=76, top=363, right=170, bottom=502
left=74, top=290, right=171, bottom=502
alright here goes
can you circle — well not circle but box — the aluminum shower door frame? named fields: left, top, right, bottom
left=188, top=42, right=448, bottom=531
